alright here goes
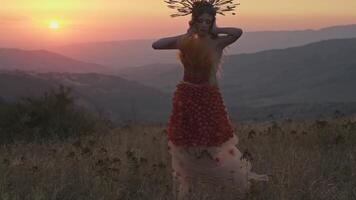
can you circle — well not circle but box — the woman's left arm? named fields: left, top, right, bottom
left=212, top=23, right=243, bottom=49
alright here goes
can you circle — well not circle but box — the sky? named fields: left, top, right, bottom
left=1, top=0, right=356, bottom=49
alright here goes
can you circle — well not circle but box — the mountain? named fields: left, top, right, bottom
left=50, top=24, right=356, bottom=69
left=2, top=34, right=356, bottom=123
left=37, top=72, right=172, bottom=123
left=0, top=70, right=55, bottom=102
left=0, top=70, right=171, bottom=123
left=51, top=39, right=179, bottom=70
left=2, top=37, right=356, bottom=122
left=118, top=63, right=181, bottom=92
left=115, top=38, right=356, bottom=120
left=227, top=24, right=356, bottom=55
left=220, top=38, right=356, bottom=107
left=0, top=48, right=112, bottom=74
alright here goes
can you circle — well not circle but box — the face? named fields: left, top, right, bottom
left=195, top=13, right=214, bottom=37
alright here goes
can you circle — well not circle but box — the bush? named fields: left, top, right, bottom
left=0, top=85, right=101, bottom=144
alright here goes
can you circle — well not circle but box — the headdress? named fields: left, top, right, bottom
left=164, top=0, right=240, bottom=17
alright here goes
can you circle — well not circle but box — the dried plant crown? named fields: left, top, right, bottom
left=164, top=0, right=240, bottom=17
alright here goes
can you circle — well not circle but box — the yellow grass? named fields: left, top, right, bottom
left=1, top=114, right=356, bottom=199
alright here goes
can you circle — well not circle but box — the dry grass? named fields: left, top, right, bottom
left=1, top=114, right=356, bottom=200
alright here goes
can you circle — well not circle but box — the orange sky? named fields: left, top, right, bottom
left=1, top=0, right=356, bottom=49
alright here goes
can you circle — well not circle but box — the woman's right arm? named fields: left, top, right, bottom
left=152, top=24, right=196, bottom=50
left=152, top=34, right=186, bottom=50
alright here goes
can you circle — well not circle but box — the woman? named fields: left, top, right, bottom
left=152, top=1, right=269, bottom=199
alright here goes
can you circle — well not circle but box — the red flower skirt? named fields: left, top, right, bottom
left=166, top=81, right=269, bottom=199
left=167, top=80, right=235, bottom=147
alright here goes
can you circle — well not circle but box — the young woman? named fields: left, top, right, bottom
left=152, top=1, right=269, bottom=199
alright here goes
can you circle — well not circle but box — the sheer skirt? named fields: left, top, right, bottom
left=168, top=133, right=269, bottom=199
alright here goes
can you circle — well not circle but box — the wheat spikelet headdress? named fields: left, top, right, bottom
left=164, top=0, right=240, bottom=17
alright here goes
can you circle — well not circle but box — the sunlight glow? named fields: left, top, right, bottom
left=49, top=20, right=59, bottom=29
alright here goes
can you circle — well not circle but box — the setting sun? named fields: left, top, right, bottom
left=49, top=20, right=59, bottom=29
left=1, top=0, right=355, bottom=48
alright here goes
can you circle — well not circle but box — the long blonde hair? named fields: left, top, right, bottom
left=176, top=34, right=222, bottom=79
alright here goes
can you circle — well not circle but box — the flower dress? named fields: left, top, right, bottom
left=166, top=34, right=269, bottom=199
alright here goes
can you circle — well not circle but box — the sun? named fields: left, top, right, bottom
left=49, top=20, right=59, bottom=29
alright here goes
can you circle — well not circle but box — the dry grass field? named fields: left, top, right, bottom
left=1, top=114, right=356, bottom=200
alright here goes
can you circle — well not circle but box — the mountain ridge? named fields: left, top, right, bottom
left=49, top=24, right=356, bottom=68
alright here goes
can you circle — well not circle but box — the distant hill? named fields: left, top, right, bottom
left=50, top=24, right=356, bottom=69
left=118, top=63, right=181, bottom=92
left=228, top=24, right=356, bottom=55
left=0, top=71, right=55, bottom=102
left=0, top=48, right=112, bottom=74
left=2, top=37, right=356, bottom=122
left=220, top=38, right=356, bottom=107
left=0, top=46, right=171, bottom=123
left=0, top=71, right=171, bottom=123
left=116, top=38, right=356, bottom=121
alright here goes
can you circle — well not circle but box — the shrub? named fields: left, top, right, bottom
left=0, top=85, right=100, bottom=144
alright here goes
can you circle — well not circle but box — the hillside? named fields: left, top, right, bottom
left=0, top=71, right=171, bottom=123
left=50, top=24, right=356, bottom=68
left=0, top=48, right=111, bottom=74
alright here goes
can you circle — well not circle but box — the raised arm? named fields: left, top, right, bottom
left=212, top=23, right=243, bottom=49
left=152, top=34, right=186, bottom=50
left=152, top=24, right=197, bottom=50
